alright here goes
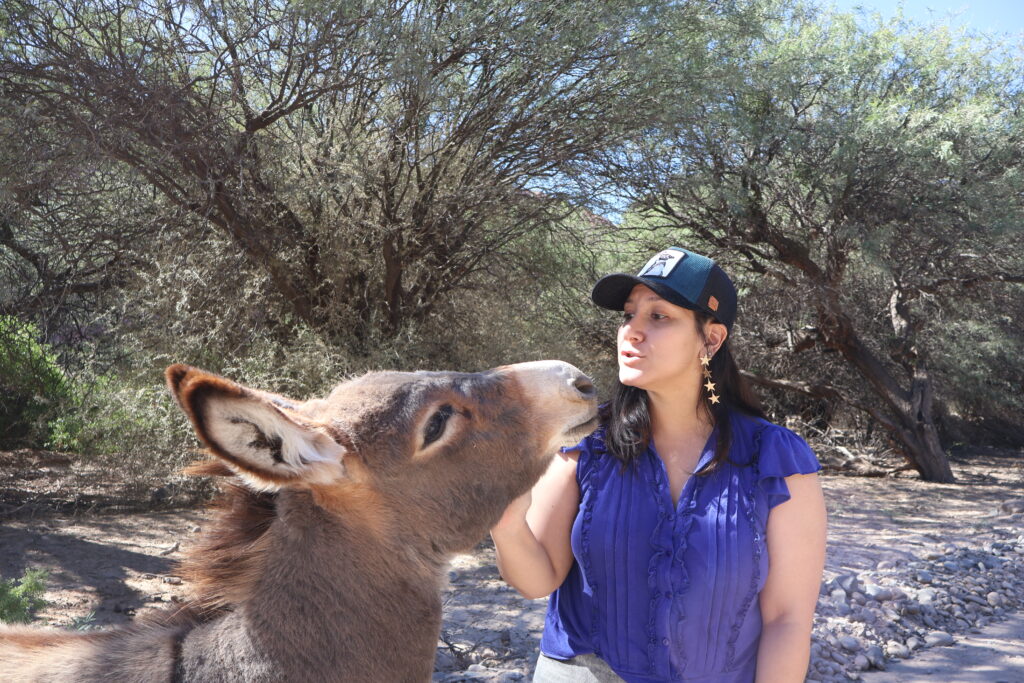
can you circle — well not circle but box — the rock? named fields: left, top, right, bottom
left=853, top=654, right=870, bottom=670
left=864, top=584, right=893, bottom=602
left=924, top=631, right=955, bottom=647
left=837, top=574, right=862, bottom=594
left=162, top=576, right=182, bottom=585
left=433, top=649, right=459, bottom=672
left=839, top=635, right=861, bottom=652
left=886, top=640, right=910, bottom=659
left=916, top=570, right=933, bottom=583
left=158, top=541, right=180, bottom=556
left=987, top=591, right=1003, bottom=607
left=866, top=644, right=885, bottom=669
left=999, top=499, right=1024, bottom=515
left=906, top=637, right=923, bottom=651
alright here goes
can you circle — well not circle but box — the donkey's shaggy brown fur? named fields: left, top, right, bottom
left=0, top=361, right=596, bottom=682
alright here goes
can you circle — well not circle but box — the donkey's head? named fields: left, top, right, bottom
left=167, top=361, right=597, bottom=554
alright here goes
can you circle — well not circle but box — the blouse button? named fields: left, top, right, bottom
left=662, top=638, right=670, bottom=646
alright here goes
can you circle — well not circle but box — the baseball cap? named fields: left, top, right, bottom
left=591, top=247, right=737, bottom=331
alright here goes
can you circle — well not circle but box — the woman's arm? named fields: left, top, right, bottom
left=756, top=472, right=827, bottom=683
left=489, top=450, right=580, bottom=599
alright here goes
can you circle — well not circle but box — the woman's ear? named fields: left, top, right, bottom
left=706, top=321, right=728, bottom=356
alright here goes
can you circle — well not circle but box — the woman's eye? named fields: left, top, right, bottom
left=423, top=404, right=454, bottom=447
left=621, top=312, right=634, bottom=323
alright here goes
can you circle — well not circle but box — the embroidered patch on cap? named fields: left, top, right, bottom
left=638, top=249, right=684, bottom=279
left=708, top=295, right=719, bottom=311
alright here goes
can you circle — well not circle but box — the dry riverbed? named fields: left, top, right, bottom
left=2, top=447, right=1023, bottom=681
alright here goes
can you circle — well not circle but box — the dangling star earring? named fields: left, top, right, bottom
left=700, top=352, right=720, bottom=405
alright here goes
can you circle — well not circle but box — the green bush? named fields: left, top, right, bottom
left=0, top=316, right=71, bottom=448
left=45, top=369, right=196, bottom=479
left=0, top=568, right=48, bottom=624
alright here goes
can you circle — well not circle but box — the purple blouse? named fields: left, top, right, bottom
left=540, top=411, right=821, bottom=682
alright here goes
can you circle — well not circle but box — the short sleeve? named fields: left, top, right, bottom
left=559, top=428, right=602, bottom=487
left=757, top=425, right=822, bottom=509
left=558, top=434, right=589, bottom=456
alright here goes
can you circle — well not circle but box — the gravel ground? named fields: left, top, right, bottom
left=3, top=447, right=1023, bottom=682
left=432, top=449, right=1024, bottom=682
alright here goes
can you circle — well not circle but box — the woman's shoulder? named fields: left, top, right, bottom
left=730, top=412, right=804, bottom=446
left=731, top=413, right=820, bottom=473
left=723, top=413, right=820, bottom=508
left=560, top=425, right=605, bottom=457
left=560, top=425, right=627, bottom=481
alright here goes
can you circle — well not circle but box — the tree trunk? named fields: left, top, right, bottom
left=822, top=314, right=955, bottom=483
left=892, top=363, right=954, bottom=482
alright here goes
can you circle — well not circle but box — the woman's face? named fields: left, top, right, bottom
left=617, top=284, right=713, bottom=394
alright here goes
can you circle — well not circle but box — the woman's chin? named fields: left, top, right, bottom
left=618, top=370, right=646, bottom=388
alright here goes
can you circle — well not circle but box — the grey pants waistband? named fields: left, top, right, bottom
left=533, top=653, right=626, bottom=682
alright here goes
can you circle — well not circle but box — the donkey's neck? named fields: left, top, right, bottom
left=181, top=489, right=445, bottom=681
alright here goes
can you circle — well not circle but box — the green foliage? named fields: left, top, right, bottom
left=0, top=568, right=48, bottom=624
left=601, top=0, right=1024, bottom=455
left=71, top=611, right=97, bottom=631
left=44, top=367, right=196, bottom=478
left=1, top=0, right=1021, bottom=481
left=0, top=316, right=71, bottom=448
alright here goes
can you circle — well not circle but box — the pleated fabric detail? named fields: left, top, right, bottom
left=541, top=412, right=821, bottom=682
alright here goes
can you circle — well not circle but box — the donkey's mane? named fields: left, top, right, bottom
left=175, top=460, right=278, bottom=615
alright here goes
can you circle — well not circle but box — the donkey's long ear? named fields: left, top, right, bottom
left=167, top=364, right=347, bottom=489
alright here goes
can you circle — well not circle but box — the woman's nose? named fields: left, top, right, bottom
left=622, top=321, right=643, bottom=342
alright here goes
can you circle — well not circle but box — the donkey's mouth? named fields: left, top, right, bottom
left=558, top=414, right=599, bottom=447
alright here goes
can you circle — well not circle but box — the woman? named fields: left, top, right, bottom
left=491, top=247, right=826, bottom=682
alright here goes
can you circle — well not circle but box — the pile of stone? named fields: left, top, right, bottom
left=808, top=535, right=1024, bottom=681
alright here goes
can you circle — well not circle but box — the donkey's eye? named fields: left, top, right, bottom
left=423, top=404, right=454, bottom=447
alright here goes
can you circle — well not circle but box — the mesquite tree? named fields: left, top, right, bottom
left=0, top=0, right=693, bottom=347
left=604, top=7, right=1024, bottom=481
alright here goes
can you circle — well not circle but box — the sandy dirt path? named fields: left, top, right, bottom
left=859, top=611, right=1024, bottom=683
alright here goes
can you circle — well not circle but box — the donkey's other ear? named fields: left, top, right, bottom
left=166, top=365, right=347, bottom=489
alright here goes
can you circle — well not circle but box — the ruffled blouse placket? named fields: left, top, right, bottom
left=644, top=441, right=715, bottom=680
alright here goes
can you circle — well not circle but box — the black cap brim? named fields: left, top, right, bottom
left=591, top=273, right=701, bottom=313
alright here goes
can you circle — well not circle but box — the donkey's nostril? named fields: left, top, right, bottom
left=573, top=376, right=597, bottom=399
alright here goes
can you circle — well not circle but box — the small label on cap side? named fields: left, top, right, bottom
left=708, top=295, right=719, bottom=311
left=638, top=250, right=684, bottom=278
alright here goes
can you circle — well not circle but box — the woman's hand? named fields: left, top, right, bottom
left=490, top=450, right=581, bottom=599
left=492, top=489, right=533, bottom=534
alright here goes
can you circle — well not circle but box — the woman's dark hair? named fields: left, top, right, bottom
left=601, top=310, right=765, bottom=473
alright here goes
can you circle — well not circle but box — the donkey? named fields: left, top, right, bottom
left=0, top=361, right=597, bottom=682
